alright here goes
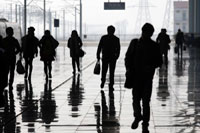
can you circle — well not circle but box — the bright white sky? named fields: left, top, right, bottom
left=1, top=0, right=188, bottom=35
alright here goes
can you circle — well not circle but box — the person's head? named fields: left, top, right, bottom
left=161, top=28, right=167, bottom=33
left=44, top=30, right=51, bottom=36
left=28, top=27, right=35, bottom=35
left=178, top=29, right=181, bottom=32
left=71, top=30, right=78, bottom=38
left=107, top=25, right=115, bottom=35
left=141, top=23, right=154, bottom=39
left=6, top=27, right=14, bottom=37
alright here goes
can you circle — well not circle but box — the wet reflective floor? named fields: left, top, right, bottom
left=1, top=42, right=200, bottom=133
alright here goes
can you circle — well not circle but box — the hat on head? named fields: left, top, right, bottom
left=28, top=27, right=35, bottom=31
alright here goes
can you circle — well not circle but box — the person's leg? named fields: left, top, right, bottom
left=164, top=51, right=168, bottom=66
left=44, top=61, right=48, bottom=79
left=177, top=44, right=180, bottom=59
left=101, top=60, right=108, bottom=88
left=28, top=58, right=33, bottom=80
left=24, top=58, right=28, bottom=78
left=76, top=57, right=80, bottom=72
left=72, top=58, right=76, bottom=74
left=48, top=61, right=52, bottom=78
left=109, top=59, right=117, bottom=90
left=180, top=44, right=183, bottom=59
left=9, top=57, right=16, bottom=88
left=141, top=79, right=153, bottom=132
left=132, top=85, right=143, bottom=129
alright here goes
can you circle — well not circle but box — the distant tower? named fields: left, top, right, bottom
left=134, top=0, right=151, bottom=34
left=162, top=0, right=172, bottom=31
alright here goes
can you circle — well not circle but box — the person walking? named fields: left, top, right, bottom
left=1, top=27, right=21, bottom=89
left=96, top=25, right=120, bottom=91
left=21, top=27, right=39, bottom=80
left=125, top=23, right=162, bottom=133
left=0, top=35, right=9, bottom=107
left=175, top=29, right=184, bottom=59
left=39, top=30, right=59, bottom=80
left=67, top=30, right=83, bottom=74
left=156, top=28, right=171, bottom=67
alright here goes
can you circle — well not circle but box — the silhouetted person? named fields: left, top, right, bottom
left=0, top=35, right=9, bottom=107
left=175, top=29, right=184, bottom=59
left=21, top=27, right=39, bottom=80
left=39, top=30, right=59, bottom=79
left=156, top=28, right=171, bottom=67
left=96, top=25, right=120, bottom=91
left=67, top=30, right=83, bottom=74
left=125, top=23, right=162, bottom=133
left=1, top=27, right=21, bottom=90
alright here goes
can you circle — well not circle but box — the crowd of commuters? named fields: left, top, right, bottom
left=0, top=23, right=187, bottom=133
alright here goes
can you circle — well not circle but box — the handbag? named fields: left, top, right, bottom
left=16, top=59, right=25, bottom=74
left=124, top=70, right=133, bottom=89
left=79, top=48, right=85, bottom=57
left=93, top=60, right=101, bottom=75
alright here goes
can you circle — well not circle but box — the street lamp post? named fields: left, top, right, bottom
left=24, top=0, right=27, bottom=35
left=44, top=0, right=46, bottom=32
left=80, top=0, right=82, bottom=39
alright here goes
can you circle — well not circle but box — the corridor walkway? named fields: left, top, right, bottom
left=0, top=42, right=200, bottom=133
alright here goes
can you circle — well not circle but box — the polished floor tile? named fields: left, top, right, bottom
left=0, top=43, right=200, bottom=133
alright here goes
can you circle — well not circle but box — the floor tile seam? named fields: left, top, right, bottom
left=35, top=60, right=97, bottom=132
left=75, top=89, right=101, bottom=132
left=166, top=71, right=187, bottom=110
left=4, top=60, right=97, bottom=128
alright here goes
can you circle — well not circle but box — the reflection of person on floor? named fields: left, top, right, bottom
left=2, top=90, right=16, bottom=133
left=21, top=79, right=38, bottom=132
left=101, top=90, right=119, bottom=132
left=156, top=28, right=171, bottom=67
left=94, top=103, right=101, bottom=132
left=0, top=35, right=9, bottom=108
left=125, top=23, right=162, bottom=133
left=21, top=27, right=39, bottom=80
left=157, top=67, right=170, bottom=101
left=1, top=27, right=21, bottom=89
left=67, top=30, right=83, bottom=74
left=40, top=80, right=57, bottom=125
left=96, top=25, right=120, bottom=91
left=68, top=74, right=84, bottom=117
left=175, top=29, right=184, bottom=59
left=39, top=30, right=59, bottom=80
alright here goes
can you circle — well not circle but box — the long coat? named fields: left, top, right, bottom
left=39, top=36, right=59, bottom=61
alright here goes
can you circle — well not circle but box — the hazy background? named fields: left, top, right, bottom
left=0, top=0, right=188, bottom=40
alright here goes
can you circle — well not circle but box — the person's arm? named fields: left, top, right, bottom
left=34, top=38, right=40, bottom=57
left=168, top=35, right=171, bottom=44
left=67, top=38, right=71, bottom=48
left=97, top=37, right=103, bottom=60
left=125, top=39, right=137, bottom=69
left=15, top=39, right=21, bottom=55
left=156, top=34, right=160, bottom=43
left=52, top=37, right=59, bottom=49
left=115, top=38, right=120, bottom=59
left=38, top=37, right=44, bottom=49
left=79, top=37, right=83, bottom=48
